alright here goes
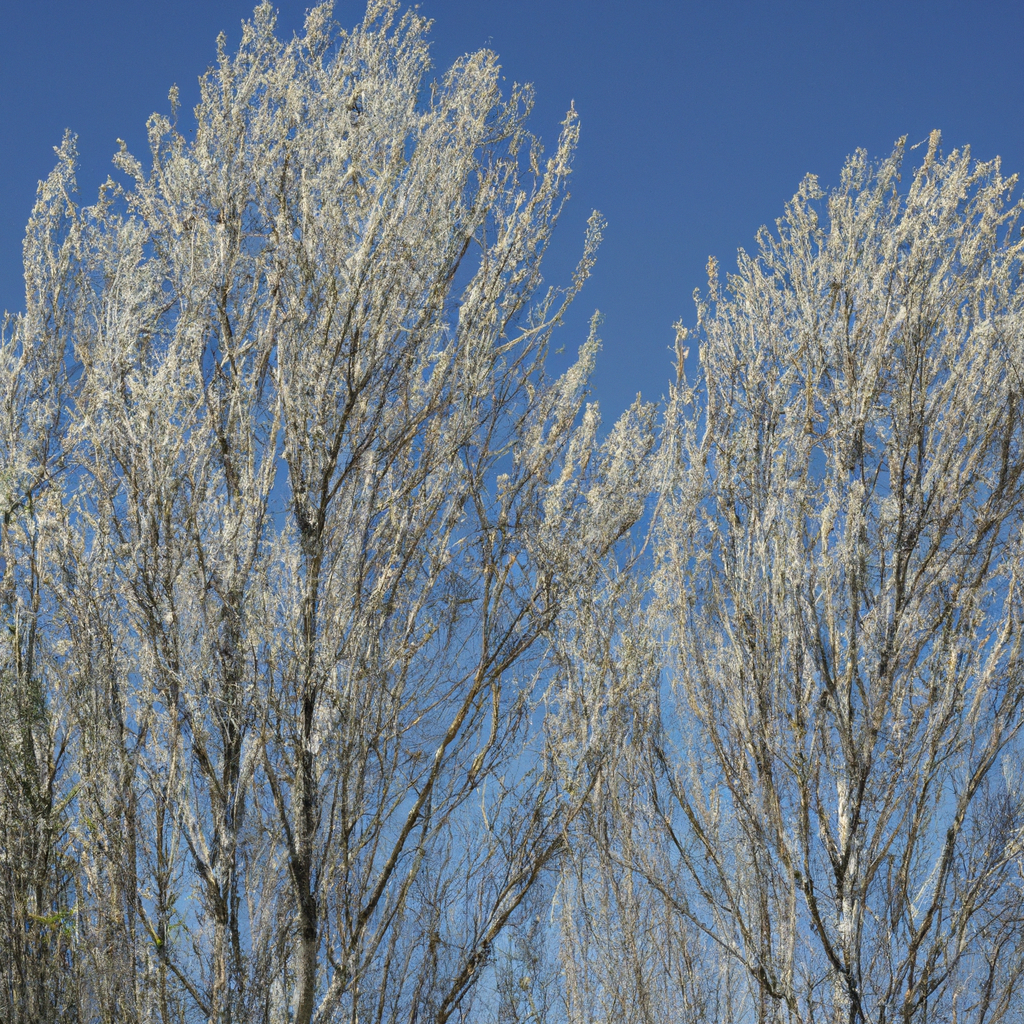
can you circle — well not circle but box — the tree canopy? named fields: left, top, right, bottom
left=1, top=5, right=1022, bottom=1024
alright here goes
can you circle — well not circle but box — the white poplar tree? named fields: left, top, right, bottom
left=0, top=3, right=654, bottom=1022
left=637, top=134, right=1024, bottom=1024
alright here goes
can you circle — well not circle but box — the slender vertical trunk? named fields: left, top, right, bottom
left=292, top=538, right=321, bottom=1024
left=214, top=592, right=246, bottom=1024
left=293, top=866, right=319, bottom=1024
left=292, top=716, right=319, bottom=1024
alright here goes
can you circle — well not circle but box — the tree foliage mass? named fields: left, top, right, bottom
left=0, top=4, right=1022, bottom=1024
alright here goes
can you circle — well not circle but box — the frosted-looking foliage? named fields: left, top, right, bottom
left=4, top=6, right=1022, bottom=1023
left=622, top=135, right=1024, bottom=1024
left=0, top=3, right=654, bottom=1022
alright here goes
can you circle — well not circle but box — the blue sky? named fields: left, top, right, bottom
left=2, top=0, right=1021, bottom=418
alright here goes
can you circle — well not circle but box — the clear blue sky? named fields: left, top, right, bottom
left=2, top=0, right=1021, bottom=418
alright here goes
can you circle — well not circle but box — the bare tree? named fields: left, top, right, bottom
left=640, top=134, right=1024, bottom=1024
left=0, top=3, right=654, bottom=1022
